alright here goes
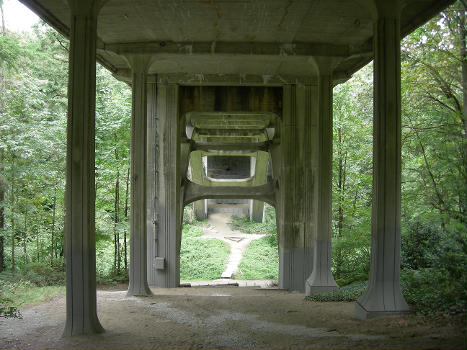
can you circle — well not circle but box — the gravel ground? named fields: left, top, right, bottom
left=1, top=285, right=465, bottom=350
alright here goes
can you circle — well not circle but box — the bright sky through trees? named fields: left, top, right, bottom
left=3, top=0, right=38, bottom=32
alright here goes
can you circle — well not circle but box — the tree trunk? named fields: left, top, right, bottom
left=51, top=190, right=56, bottom=262
left=0, top=0, right=6, bottom=274
left=0, top=151, right=4, bottom=273
left=113, top=170, right=120, bottom=273
left=23, top=213, right=28, bottom=264
left=124, top=167, right=129, bottom=271
left=459, top=7, right=467, bottom=218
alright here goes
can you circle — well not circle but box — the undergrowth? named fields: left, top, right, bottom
left=237, top=235, right=278, bottom=280
left=306, top=268, right=466, bottom=317
left=180, top=224, right=230, bottom=281
left=0, top=262, right=66, bottom=318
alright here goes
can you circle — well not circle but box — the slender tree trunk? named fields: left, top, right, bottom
left=115, top=170, right=122, bottom=274
left=123, top=167, right=129, bottom=271
left=23, top=213, right=28, bottom=264
left=0, top=151, right=4, bottom=273
left=51, top=190, right=56, bottom=263
left=335, top=126, right=345, bottom=279
left=0, top=1, right=6, bottom=274
left=459, top=7, right=467, bottom=218
left=10, top=182, right=14, bottom=272
left=11, top=230, right=14, bottom=272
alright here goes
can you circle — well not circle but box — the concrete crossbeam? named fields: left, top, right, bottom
left=183, top=181, right=276, bottom=207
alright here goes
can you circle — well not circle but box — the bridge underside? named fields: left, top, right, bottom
left=18, top=0, right=454, bottom=336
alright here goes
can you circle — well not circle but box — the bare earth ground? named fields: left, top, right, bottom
left=1, top=285, right=465, bottom=350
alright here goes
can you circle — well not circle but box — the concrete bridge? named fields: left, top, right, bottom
left=19, top=0, right=454, bottom=336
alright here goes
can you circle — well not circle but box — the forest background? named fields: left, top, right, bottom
left=0, top=1, right=465, bottom=318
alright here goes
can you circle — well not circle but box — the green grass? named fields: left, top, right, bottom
left=180, top=224, right=230, bottom=281
left=236, top=235, right=279, bottom=280
left=228, top=205, right=277, bottom=235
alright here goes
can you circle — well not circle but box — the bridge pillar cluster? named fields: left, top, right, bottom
left=57, top=0, right=423, bottom=335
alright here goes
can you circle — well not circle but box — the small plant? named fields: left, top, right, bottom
left=0, top=298, right=22, bottom=318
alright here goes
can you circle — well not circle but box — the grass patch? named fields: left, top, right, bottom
left=180, top=224, right=230, bottom=281
left=236, top=235, right=278, bottom=280
left=228, top=204, right=277, bottom=235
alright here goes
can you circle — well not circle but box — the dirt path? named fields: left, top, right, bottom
left=201, top=212, right=265, bottom=279
left=1, top=286, right=465, bottom=350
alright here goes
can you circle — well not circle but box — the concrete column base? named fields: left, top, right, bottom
left=305, top=283, right=338, bottom=295
left=194, top=200, right=207, bottom=221
left=279, top=247, right=313, bottom=292
left=354, top=301, right=410, bottom=320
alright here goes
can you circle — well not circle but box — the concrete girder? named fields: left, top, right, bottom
left=102, top=41, right=373, bottom=59
left=190, top=141, right=270, bottom=153
left=183, top=181, right=276, bottom=207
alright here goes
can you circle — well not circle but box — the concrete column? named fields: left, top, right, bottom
left=190, top=151, right=207, bottom=220
left=154, top=83, right=181, bottom=287
left=146, top=79, right=158, bottom=286
left=306, top=73, right=338, bottom=295
left=127, top=56, right=152, bottom=296
left=278, top=84, right=314, bottom=292
left=355, top=0, right=409, bottom=319
left=250, top=152, right=268, bottom=222
left=63, top=0, right=104, bottom=336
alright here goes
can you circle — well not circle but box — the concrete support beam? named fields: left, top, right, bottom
left=250, top=152, right=269, bottom=223
left=306, top=72, right=338, bottom=295
left=355, top=0, right=409, bottom=319
left=277, top=85, right=315, bottom=292
left=127, top=56, right=152, bottom=297
left=102, top=40, right=372, bottom=58
left=189, top=151, right=207, bottom=221
left=191, top=141, right=270, bottom=153
left=184, top=181, right=276, bottom=207
left=146, top=80, right=158, bottom=286
left=63, top=0, right=104, bottom=336
left=154, top=84, right=181, bottom=288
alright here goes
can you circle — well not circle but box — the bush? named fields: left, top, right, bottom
left=401, top=268, right=466, bottom=316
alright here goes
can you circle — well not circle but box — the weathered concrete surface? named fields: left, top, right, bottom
left=355, top=0, right=409, bottom=319
left=63, top=0, right=105, bottom=336
left=1, top=288, right=465, bottom=350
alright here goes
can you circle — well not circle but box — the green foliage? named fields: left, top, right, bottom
left=0, top=297, right=21, bottom=318
left=401, top=268, right=466, bottom=316
left=237, top=235, right=278, bottom=280
left=180, top=224, right=230, bottom=281
left=0, top=264, right=65, bottom=318
left=306, top=282, right=367, bottom=302
left=182, top=224, right=204, bottom=238
left=228, top=204, right=277, bottom=235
